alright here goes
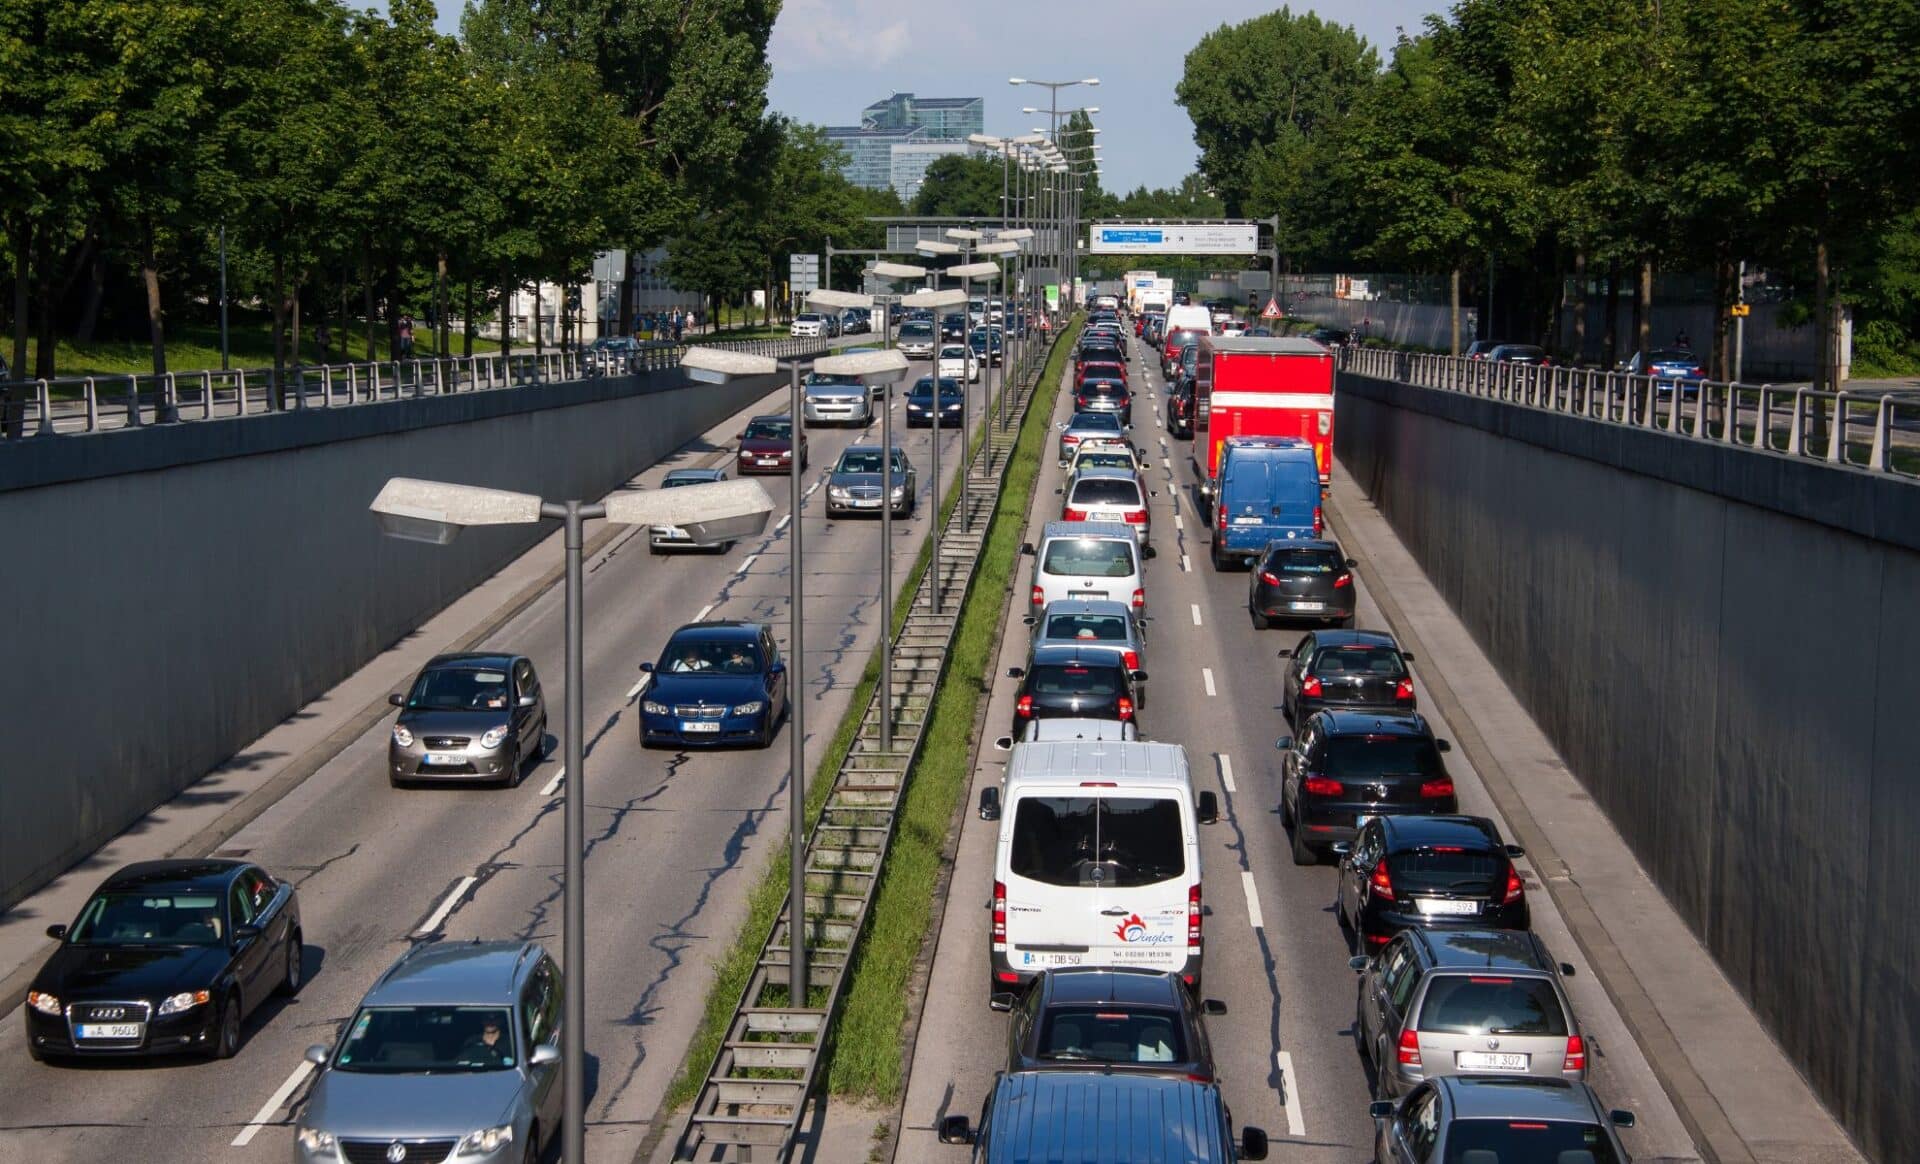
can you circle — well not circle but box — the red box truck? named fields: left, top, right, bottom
left=1191, top=336, right=1335, bottom=512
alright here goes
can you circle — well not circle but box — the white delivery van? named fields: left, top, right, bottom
left=978, top=740, right=1216, bottom=1006
left=1164, top=303, right=1214, bottom=335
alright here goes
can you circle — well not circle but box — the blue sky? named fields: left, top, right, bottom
left=426, top=1, right=1444, bottom=193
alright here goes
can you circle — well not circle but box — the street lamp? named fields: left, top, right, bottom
left=368, top=473, right=774, bottom=1164
left=898, top=285, right=968, bottom=612
left=679, top=332, right=910, bottom=1012
left=865, top=262, right=927, bottom=753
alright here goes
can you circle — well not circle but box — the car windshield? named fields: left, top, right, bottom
left=1501, top=346, right=1546, bottom=359
left=940, top=346, right=967, bottom=359
left=743, top=419, right=790, bottom=441
left=1323, top=737, right=1443, bottom=777
left=1389, top=848, right=1503, bottom=895
left=1070, top=413, right=1123, bottom=433
left=836, top=449, right=905, bottom=474
left=67, top=891, right=226, bottom=946
left=1070, top=479, right=1144, bottom=507
left=1420, top=975, right=1568, bottom=1036
left=406, top=667, right=511, bottom=711
left=333, top=1006, right=518, bottom=1074
left=1442, top=1118, right=1622, bottom=1164
left=1037, top=1007, right=1187, bottom=1065
left=1075, top=452, right=1135, bottom=471
left=1029, top=663, right=1123, bottom=697
left=1080, top=383, right=1126, bottom=398
left=1009, top=796, right=1184, bottom=887
left=1044, top=613, right=1130, bottom=642
left=1264, top=548, right=1342, bottom=574
left=910, top=379, right=963, bottom=399
left=1312, top=645, right=1406, bottom=678
left=1043, top=539, right=1136, bottom=578
left=796, top=314, right=823, bottom=323
left=663, top=473, right=715, bottom=489
left=659, top=638, right=762, bottom=674
left=804, top=373, right=859, bottom=388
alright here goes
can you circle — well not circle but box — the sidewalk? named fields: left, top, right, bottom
left=1324, top=461, right=1864, bottom=1164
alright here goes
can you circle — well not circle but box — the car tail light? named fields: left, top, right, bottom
left=1420, top=777, right=1455, bottom=799
left=1397, top=1027, right=1422, bottom=1068
left=1123, top=510, right=1147, bottom=524
left=1131, top=588, right=1145, bottom=610
left=1121, top=649, right=1139, bottom=671
left=1259, top=570, right=1281, bottom=586
left=1692, top=366, right=1706, bottom=378
left=1076, top=395, right=1088, bottom=407
left=1303, top=775, right=1343, bottom=796
left=1063, top=507, right=1088, bottom=521
left=1313, top=506, right=1324, bottom=536
left=1503, top=864, right=1525, bottom=905
left=1062, top=434, right=1081, bottom=445
left=1031, top=586, right=1045, bottom=607
left=1117, top=695, right=1135, bottom=721
left=1563, top=1034, right=1586, bottom=1072
left=992, top=881, right=1007, bottom=951
left=1188, top=884, right=1202, bottom=950
left=1301, top=676, right=1323, bottom=697
left=1395, top=678, right=1415, bottom=701
left=1370, top=858, right=1395, bottom=901
left=1333, top=573, right=1352, bottom=589
left=1016, top=694, right=1033, bottom=719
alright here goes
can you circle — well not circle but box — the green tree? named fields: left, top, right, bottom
left=909, top=154, right=1005, bottom=218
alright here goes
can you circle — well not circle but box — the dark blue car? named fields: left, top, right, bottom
left=638, top=621, right=788, bottom=748
left=905, top=377, right=965, bottom=428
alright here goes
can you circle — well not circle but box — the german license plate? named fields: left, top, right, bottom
left=1232, top=516, right=1263, bottom=525
left=853, top=499, right=879, bottom=508
left=77, top=1024, right=143, bottom=1040
left=1019, top=951, right=1083, bottom=967
left=1291, top=601, right=1325, bottom=611
left=758, top=458, right=780, bottom=466
left=1068, top=590, right=1105, bottom=599
left=424, top=753, right=463, bottom=766
left=1456, top=1051, right=1529, bottom=1071
left=682, top=721, right=720, bottom=733
left=1416, top=898, right=1479, bottom=916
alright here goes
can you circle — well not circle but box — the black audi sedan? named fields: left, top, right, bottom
left=1279, top=629, right=1416, bottom=724
left=1278, top=710, right=1456, bottom=865
left=25, top=860, right=303, bottom=1062
left=1249, top=539, right=1358, bottom=629
left=1007, top=645, right=1145, bottom=735
left=1008, top=968, right=1226, bottom=1082
left=1333, top=815, right=1530, bottom=952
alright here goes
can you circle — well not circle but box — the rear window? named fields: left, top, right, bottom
left=1069, top=413, right=1123, bottom=432
left=1069, top=479, right=1143, bottom=507
left=1311, top=645, right=1406, bottom=678
left=1043, top=614, right=1130, bottom=642
left=1322, top=737, right=1442, bottom=778
left=1042, top=539, right=1136, bottom=578
left=1419, top=976, right=1568, bottom=1036
left=1036, top=1007, right=1188, bottom=1065
left=1009, top=796, right=1185, bottom=887
left=1264, top=548, right=1341, bottom=574
left=1442, top=1119, right=1621, bottom=1164
left=1029, top=664, right=1122, bottom=697
left=1079, top=383, right=1126, bottom=399
left=1387, top=848, right=1503, bottom=895
left=1168, top=329, right=1208, bottom=349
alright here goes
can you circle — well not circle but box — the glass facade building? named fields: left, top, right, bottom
left=825, top=93, right=986, bottom=198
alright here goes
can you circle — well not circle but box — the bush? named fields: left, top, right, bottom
left=1850, top=318, right=1920, bottom=379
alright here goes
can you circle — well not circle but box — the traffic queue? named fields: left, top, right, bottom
left=940, top=297, right=1640, bottom=1162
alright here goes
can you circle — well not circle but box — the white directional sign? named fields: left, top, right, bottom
left=789, top=253, right=821, bottom=294
left=1089, top=224, right=1260, bottom=255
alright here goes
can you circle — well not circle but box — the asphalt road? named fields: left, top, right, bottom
left=0, top=362, right=978, bottom=1162
left=894, top=339, right=1704, bottom=1161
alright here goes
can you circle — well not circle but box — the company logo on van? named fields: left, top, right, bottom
left=1112, top=913, right=1177, bottom=944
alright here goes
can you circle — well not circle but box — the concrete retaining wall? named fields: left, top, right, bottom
left=0, top=369, right=782, bottom=910
left=1335, top=371, right=1917, bottom=1162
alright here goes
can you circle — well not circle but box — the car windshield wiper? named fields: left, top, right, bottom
left=1043, top=1049, right=1091, bottom=1060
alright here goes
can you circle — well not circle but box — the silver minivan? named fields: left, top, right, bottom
left=1025, top=598, right=1149, bottom=708
left=1023, top=521, right=1145, bottom=620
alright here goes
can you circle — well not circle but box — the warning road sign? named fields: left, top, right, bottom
left=1260, top=297, right=1283, bottom=320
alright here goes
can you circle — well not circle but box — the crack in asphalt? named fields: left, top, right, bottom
left=280, top=842, right=362, bottom=887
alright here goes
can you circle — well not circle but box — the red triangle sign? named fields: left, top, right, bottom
left=1260, top=297, right=1283, bottom=319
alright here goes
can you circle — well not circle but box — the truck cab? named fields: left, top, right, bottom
left=1209, top=438, right=1322, bottom=571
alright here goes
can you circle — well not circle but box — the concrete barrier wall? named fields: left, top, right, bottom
left=0, top=369, right=783, bottom=910
left=1335, top=372, right=1918, bottom=1162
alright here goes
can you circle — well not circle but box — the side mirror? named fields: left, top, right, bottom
left=1202, top=998, right=1228, bottom=1016
left=979, top=788, right=1002, bottom=821
left=45, top=924, right=66, bottom=940
left=1436, top=739, right=1452, bottom=753
left=1054, top=487, right=1064, bottom=495
left=1021, top=615, right=1037, bottom=626
left=304, top=1044, right=331, bottom=1068
left=939, top=1115, right=975, bottom=1145
left=1560, top=962, right=1578, bottom=977
left=735, top=432, right=744, bottom=440
left=1610, top=1110, right=1636, bottom=1129
left=638, top=661, right=656, bottom=673
left=1196, top=791, right=1219, bottom=824
left=1056, top=422, right=1068, bottom=431
left=1331, top=842, right=1352, bottom=857
left=1348, top=955, right=1371, bottom=973
left=1401, top=652, right=1415, bottom=662
left=1239, top=1127, right=1269, bottom=1161
left=1021, top=542, right=1036, bottom=555
left=233, top=924, right=262, bottom=943
left=993, top=735, right=1014, bottom=752
left=388, top=693, right=405, bottom=707
left=1368, top=1100, right=1395, bottom=1120
left=530, top=1043, right=561, bottom=1067
left=1346, top=558, right=1359, bottom=567
left=1505, top=843, right=1526, bottom=858
left=1130, top=670, right=1149, bottom=683
left=1274, top=736, right=1293, bottom=752
left=1276, top=649, right=1292, bottom=658
left=1006, top=667, right=1025, bottom=679
left=769, top=661, right=787, bottom=675
left=518, top=694, right=537, bottom=708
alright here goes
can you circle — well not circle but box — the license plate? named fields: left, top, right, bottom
left=1291, top=601, right=1325, bottom=611
left=682, top=721, right=720, bottom=733
left=424, top=753, right=464, bottom=765
left=77, top=1023, right=143, bottom=1040
left=1232, top=516, right=1264, bottom=525
left=852, top=499, right=880, bottom=508
left=1416, top=898, right=1480, bottom=916
left=1067, top=591, right=1106, bottom=599
left=1456, top=1051, right=1530, bottom=1071
left=758, top=458, right=780, bottom=466
left=1019, top=951, right=1084, bottom=967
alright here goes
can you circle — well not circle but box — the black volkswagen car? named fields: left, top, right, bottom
left=1007, top=968, right=1226, bottom=1082
left=1007, top=645, right=1145, bottom=735
left=1334, top=815, right=1530, bottom=951
left=1278, top=710, right=1457, bottom=865
left=1279, top=629, right=1416, bottom=724
left=26, top=860, right=302, bottom=1061
left=1249, top=539, right=1358, bottom=629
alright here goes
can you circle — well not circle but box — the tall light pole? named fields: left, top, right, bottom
left=904, top=271, right=968, bottom=611
left=368, top=475, right=775, bottom=1164
left=871, top=262, right=930, bottom=752
left=977, top=236, right=1027, bottom=430
left=680, top=339, right=910, bottom=1009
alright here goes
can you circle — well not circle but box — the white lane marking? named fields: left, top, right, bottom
left=1181, top=554, right=1191, bottom=572
left=1174, top=514, right=1184, bottom=531
left=1218, top=753, right=1236, bottom=793
left=1275, top=1051, right=1308, bottom=1136
left=625, top=675, right=649, bottom=700
left=736, top=553, right=759, bottom=575
left=1202, top=667, right=1217, bottom=697
left=230, top=1060, right=315, bottom=1146
left=1241, top=871, right=1265, bottom=930
left=540, top=767, right=567, bottom=796
left=1190, top=603, right=1203, bottom=626
left=695, top=602, right=715, bottom=622
left=416, top=875, right=476, bottom=935
left=1162, top=457, right=1171, bottom=469
left=804, top=481, right=821, bottom=498
left=776, top=513, right=791, bottom=532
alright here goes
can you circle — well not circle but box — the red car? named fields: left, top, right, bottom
left=1076, top=359, right=1128, bottom=387
left=735, top=414, right=808, bottom=475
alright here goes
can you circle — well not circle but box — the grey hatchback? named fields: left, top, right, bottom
left=1370, top=1075, right=1634, bottom=1164
left=388, top=654, right=549, bottom=788
left=296, top=941, right=563, bottom=1164
left=1024, top=598, right=1148, bottom=707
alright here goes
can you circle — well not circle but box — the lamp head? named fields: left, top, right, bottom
left=680, top=346, right=780, bottom=384
left=604, top=478, right=776, bottom=543
left=370, top=478, right=543, bottom=544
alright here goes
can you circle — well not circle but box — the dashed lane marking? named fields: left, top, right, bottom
left=230, top=1061, right=315, bottom=1147
left=1190, top=603, right=1203, bottom=626
left=736, top=553, right=759, bottom=575
left=1181, top=554, right=1191, bottom=572
left=1203, top=667, right=1217, bottom=697
left=1241, top=871, right=1265, bottom=930
left=1275, top=1051, right=1308, bottom=1136
left=695, top=602, right=715, bottom=622
left=416, top=875, right=477, bottom=935
left=1217, top=753, right=1236, bottom=793
left=776, top=514, right=791, bottom=532
left=540, top=768, right=566, bottom=797
left=625, top=675, right=649, bottom=700
left=1174, top=514, right=1185, bottom=531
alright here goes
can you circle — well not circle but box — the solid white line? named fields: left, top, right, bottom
left=1241, top=871, right=1265, bottom=930
left=776, top=513, right=791, bottom=532
left=1202, top=667, right=1217, bottom=697
left=1181, top=554, right=1191, bottom=573
left=417, top=876, right=476, bottom=935
left=1275, top=1051, right=1308, bottom=1136
left=540, top=768, right=567, bottom=796
left=230, top=1060, right=315, bottom=1146
left=1174, top=514, right=1184, bottom=531
left=736, top=553, right=759, bottom=575
left=1190, top=603, right=1203, bottom=626
left=1218, top=753, right=1236, bottom=793
left=695, top=602, right=715, bottom=622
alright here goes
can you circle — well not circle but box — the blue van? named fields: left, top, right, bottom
left=940, top=1071, right=1269, bottom=1162
left=1208, top=437, right=1323, bottom=571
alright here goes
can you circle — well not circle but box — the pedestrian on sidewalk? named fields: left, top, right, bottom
left=397, top=313, right=415, bottom=359
left=672, top=309, right=684, bottom=342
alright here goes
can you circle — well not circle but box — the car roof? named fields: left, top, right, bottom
left=1030, top=645, right=1131, bottom=668
left=1439, top=1075, right=1603, bottom=1122
left=1313, top=709, right=1434, bottom=737
left=1006, top=740, right=1189, bottom=786
left=745, top=413, right=789, bottom=423
left=1065, top=413, right=1123, bottom=428
left=663, top=467, right=727, bottom=483
left=1024, top=718, right=1136, bottom=742
left=425, top=652, right=517, bottom=670
left=836, top=444, right=906, bottom=457
left=982, top=1073, right=1230, bottom=1162
left=1381, top=814, right=1501, bottom=850
left=1411, top=929, right=1553, bottom=973
left=101, top=859, right=248, bottom=893
left=668, top=620, right=765, bottom=642
left=1039, top=598, right=1134, bottom=620
left=1069, top=468, right=1141, bottom=485
left=1042, top=520, right=1138, bottom=541
left=1206, top=336, right=1327, bottom=356
left=1261, top=538, right=1341, bottom=554
left=1309, top=629, right=1399, bottom=649
left=365, top=941, right=540, bottom=1007
left=1039, top=967, right=1185, bottom=1007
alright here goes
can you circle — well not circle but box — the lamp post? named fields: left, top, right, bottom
left=870, top=261, right=930, bottom=753
left=680, top=335, right=910, bottom=1013
left=976, top=238, right=1024, bottom=430
left=900, top=281, right=968, bottom=612
left=368, top=474, right=775, bottom=1164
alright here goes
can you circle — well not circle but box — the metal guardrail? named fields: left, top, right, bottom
left=0, top=336, right=830, bottom=439
left=1341, top=347, right=1920, bottom=480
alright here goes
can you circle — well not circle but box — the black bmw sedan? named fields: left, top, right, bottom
left=25, top=860, right=302, bottom=1062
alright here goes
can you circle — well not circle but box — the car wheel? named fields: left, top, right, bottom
left=1279, top=784, right=1294, bottom=827
left=1250, top=605, right=1270, bottom=630
left=210, top=992, right=242, bottom=1059
left=278, top=934, right=304, bottom=997
left=1354, top=985, right=1373, bottom=1065
left=389, top=773, right=411, bottom=790
left=1210, top=541, right=1228, bottom=572
left=1290, top=820, right=1318, bottom=866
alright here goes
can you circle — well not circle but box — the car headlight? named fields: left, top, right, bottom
left=732, top=701, right=765, bottom=716
left=296, top=1126, right=337, bottom=1152
left=828, top=486, right=850, bottom=500
left=643, top=700, right=668, bottom=715
left=156, top=989, right=211, bottom=1015
left=890, top=485, right=906, bottom=499
left=479, top=725, right=510, bottom=750
left=391, top=725, right=414, bottom=748
left=457, top=1124, right=515, bottom=1155
left=26, top=991, right=59, bottom=1016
